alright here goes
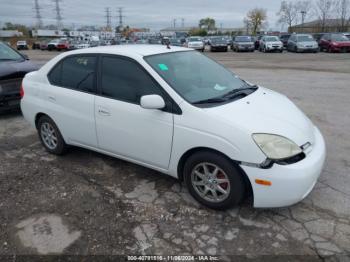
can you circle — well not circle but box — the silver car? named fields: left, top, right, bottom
left=287, top=34, right=319, bottom=53
left=231, top=36, right=255, bottom=52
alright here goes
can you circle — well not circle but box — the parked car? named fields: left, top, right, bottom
left=75, top=42, right=90, bottom=49
left=16, top=41, right=28, bottom=50
left=40, top=41, right=48, bottom=51
left=319, top=33, right=350, bottom=52
left=312, top=33, right=325, bottom=44
left=231, top=36, right=255, bottom=52
left=56, top=40, right=70, bottom=51
left=287, top=34, right=319, bottom=53
left=0, top=41, right=38, bottom=112
left=279, top=34, right=291, bottom=48
left=48, top=39, right=60, bottom=51
left=20, top=45, right=326, bottom=210
left=32, top=41, right=41, bottom=50
left=169, top=38, right=183, bottom=47
left=148, top=38, right=162, bottom=45
left=209, top=37, right=228, bottom=52
left=259, top=36, right=283, bottom=53
left=185, top=36, right=205, bottom=52
left=344, top=33, right=350, bottom=40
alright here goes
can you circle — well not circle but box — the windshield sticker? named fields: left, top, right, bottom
left=214, top=84, right=227, bottom=91
left=158, top=64, right=169, bottom=71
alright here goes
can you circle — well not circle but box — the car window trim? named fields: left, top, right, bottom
left=47, top=53, right=99, bottom=95
left=96, top=54, right=182, bottom=115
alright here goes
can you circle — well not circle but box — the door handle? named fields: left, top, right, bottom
left=98, top=108, right=111, bottom=116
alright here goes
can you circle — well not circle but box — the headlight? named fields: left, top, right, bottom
left=252, top=134, right=302, bottom=160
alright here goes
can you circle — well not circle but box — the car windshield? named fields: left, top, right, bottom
left=170, top=39, right=181, bottom=43
left=331, top=34, right=349, bottom=41
left=212, top=37, right=226, bottom=42
left=0, top=42, right=23, bottom=61
left=235, top=36, right=252, bottom=42
left=145, top=51, right=247, bottom=104
left=265, top=36, right=279, bottom=42
left=189, top=37, right=202, bottom=42
left=297, top=35, right=314, bottom=41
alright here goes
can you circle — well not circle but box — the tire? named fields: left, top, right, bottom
left=183, top=151, right=245, bottom=210
left=37, top=116, right=67, bottom=155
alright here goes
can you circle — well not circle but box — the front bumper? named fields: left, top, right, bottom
left=266, top=46, right=283, bottom=51
left=189, top=46, right=204, bottom=50
left=298, top=47, right=319, bottom=52
left=241, top=126, right=326, bottom=208
left=237, top=45, right=255, bottom=51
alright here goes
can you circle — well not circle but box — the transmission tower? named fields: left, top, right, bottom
left=33, top=0, right=43, bottom=29
left=105, top=7, right=112, bottom=30
left=53, top=0, right=63, bottom=30
left=117, top=7, right=125, bottom=28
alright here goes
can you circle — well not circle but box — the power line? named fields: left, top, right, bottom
left=33, top=0, right=43, bottom=29
left=53, top=0, right=63, bottom=30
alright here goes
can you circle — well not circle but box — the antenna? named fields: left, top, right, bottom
left=33, top=0, right=43, bottom=29
left=53, top=0, right=63, bottom=30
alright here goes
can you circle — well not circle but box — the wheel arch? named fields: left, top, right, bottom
left=176, top=147, right=253, bottom=197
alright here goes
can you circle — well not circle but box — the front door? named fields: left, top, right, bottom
left=95, top=55, right=174, bottom=169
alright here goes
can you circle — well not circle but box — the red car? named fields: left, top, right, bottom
left=319, top=33, right=350, bottom=53
left=56, top=40, right=70, bottom=51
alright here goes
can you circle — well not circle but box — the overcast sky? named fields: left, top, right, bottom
left=0, top=0, right=299, bottom=31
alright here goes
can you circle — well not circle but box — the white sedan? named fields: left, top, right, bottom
left=20, top=45, right=326, bottom=209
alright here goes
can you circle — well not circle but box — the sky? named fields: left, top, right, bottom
left=0, top=0, right=297, bottom=31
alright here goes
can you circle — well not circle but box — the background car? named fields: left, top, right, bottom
left=231, top=36, right=255, bottom=52
left=40, top=41, right=48, bottom=51
left=169, top=38, right=183, bottom=47
left=344, top=33, right=350, bottom=40
left=259, top=36, right=283, bottom=53
left=319, top=33, right=350, bottom=52
left=312, top=33, right=325, bottom=44
left=209, top=36, right=228, bottom=52
left=185, top=36, right=204, bottom=52
left=0, top=41, right=38, bottom=112
left=47, top=39, right=60, bottom=51
left=148, top=38, right=162, bottom=45
left=279, top=34, right=291, bottom=48
left=254, top=35, right=263, bottom=50
left=287, top=34, right=319, bottom=53
left=16, top=41, right=28, bottom=50
left=56, top=40, right=70, bottom=51
left=32, top=41, right=41, bottom=50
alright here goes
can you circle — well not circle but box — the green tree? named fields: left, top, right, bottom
left=199, top=17, right=216, bottom=30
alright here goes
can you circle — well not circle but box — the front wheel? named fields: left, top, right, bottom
left=184, top=151, right=245, bottom=210
left=38, top=116, right=68, bottom=155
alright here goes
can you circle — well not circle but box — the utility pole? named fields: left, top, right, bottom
left=53, top=0, right=63, bottom=30
left=33, top=0, right=43, bottom=29
left=181, top=18, right=185, bottom=28
left=105, top=7, right=112, bottom=31
left=173, top=18, right=176, bottom=28
left=301, top=10, right=306, bottom=31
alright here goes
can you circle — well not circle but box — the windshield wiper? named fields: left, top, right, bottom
left=222, top=85, right=258, bottom=99
left=192, top=97, right=228, bottom=105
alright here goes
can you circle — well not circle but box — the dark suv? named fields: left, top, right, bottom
left=0, top=42, right=38, bottom=112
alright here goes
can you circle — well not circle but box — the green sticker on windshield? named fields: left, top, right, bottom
left=158, top=63, right=169, bottom=71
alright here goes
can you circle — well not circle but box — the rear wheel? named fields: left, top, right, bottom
left=38, top=116, right=67, bottom=155
left=183, top=151, right=245, bottom=210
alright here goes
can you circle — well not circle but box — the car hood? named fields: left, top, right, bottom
left=205, top=87, right=315, bottom=146
left=299, top=41, right=318, bottom=45
left=332, top=41, right=350, bottom=46
left=237, top=41, right=254, bottom=45
left=0, top=60, right=39, bottom=81
left=188, top=41, right=203, bottom=44
left=266, top=41, right=282, bottom=45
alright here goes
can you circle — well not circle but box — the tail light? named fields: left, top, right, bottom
left=20, top=83, right=24, bottom=98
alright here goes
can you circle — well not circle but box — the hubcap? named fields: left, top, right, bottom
left=40, top=122, right=58, bottom=150
left=191, top=162, right=230, bottom=203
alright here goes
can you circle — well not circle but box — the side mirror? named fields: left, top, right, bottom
left=140, top=95, right=165, bottom=110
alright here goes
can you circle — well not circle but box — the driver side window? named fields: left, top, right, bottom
left=100, top=56, right=164, bottom=104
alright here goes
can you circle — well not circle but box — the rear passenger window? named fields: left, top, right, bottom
left=48, top=55, right=96, bottom=93
left=100, top=56, right=163, bottom=104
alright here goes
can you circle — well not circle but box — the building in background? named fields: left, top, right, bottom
left=290, top=19, right=350, bottom=33
left=0, top=30, right=23, bottom=38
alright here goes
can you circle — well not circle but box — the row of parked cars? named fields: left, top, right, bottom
left=171, top=32, right=350, bottom=53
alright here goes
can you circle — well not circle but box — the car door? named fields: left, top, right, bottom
left=45, top=54, right=98, bottom=147
left=95, top=55, right=174, bottom=170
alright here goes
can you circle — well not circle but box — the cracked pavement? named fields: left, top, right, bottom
left=0, top=51, right=349, bottom=259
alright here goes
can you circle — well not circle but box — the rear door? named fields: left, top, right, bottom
left=95, top=55, right=174, bottom=169
left=44, top=54, right=98, bottom=147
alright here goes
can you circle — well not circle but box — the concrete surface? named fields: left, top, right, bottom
left=0, top=50, right=349, bottom=259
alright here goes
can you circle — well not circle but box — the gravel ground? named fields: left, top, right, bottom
left=0, top=49, right=349, bottom=260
